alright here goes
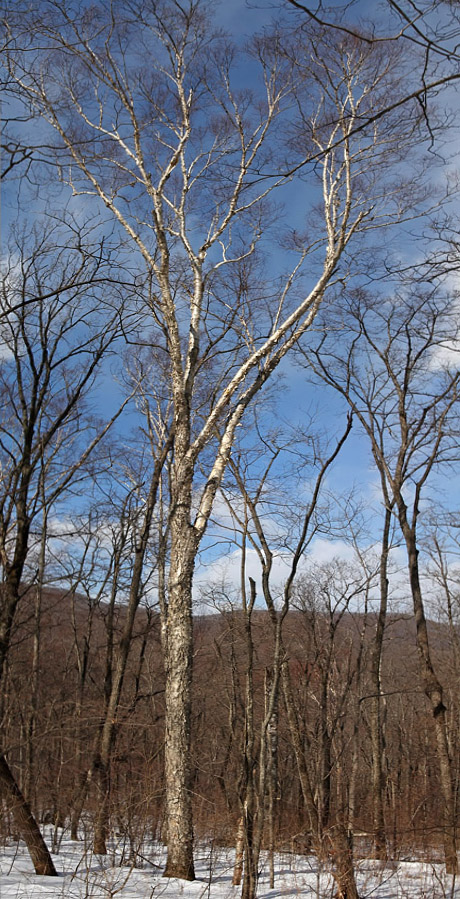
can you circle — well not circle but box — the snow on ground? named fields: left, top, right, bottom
left=0, top=832, right=459, bottom=898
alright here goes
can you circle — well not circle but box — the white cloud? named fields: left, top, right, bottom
left=194, top=533, right=413, bottom=615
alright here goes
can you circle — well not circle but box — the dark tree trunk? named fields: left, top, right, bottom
left=399, top=506, right=458, bottom=874
left=0, top=755, right=57, bottom=876
left=369, top=505, right=392, bottom=860
left=0, top=572, right=56, bottom=874
left=327, top=823, right=360, bottom=899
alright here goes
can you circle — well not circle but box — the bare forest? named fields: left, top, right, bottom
left=1, top=1, right=460, bottom=897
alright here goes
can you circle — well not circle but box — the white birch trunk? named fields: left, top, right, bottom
left=162, top=454, right=197, bottom=880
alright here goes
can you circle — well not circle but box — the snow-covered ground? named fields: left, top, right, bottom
left=1, top=833, right=459, bottom=898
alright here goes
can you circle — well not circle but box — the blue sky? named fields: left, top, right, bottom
left=2, top=0, right=460, bottom=611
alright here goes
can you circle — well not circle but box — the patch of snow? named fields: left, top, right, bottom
left=0, top=832, right=459, bottom=898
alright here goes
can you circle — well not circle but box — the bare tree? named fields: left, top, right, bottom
left=92, top=435, right=172, bottom=855
left=308, top=285, right=460, bottom=872
left=60, top=509, right=119, bottom=841
left=0, top=221, right=126, bottom=873
left=283, top=0, right=460, bottom=148
left=220, top=413, right=365, bottom=899
left=3, top=0, right=438, bottom=878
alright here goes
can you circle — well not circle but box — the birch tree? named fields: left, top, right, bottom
left=3, top=0, right=435, bottom=878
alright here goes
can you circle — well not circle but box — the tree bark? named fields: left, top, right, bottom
left=162, top=460, right=196, bottom=880
left=233, top=814, right=245, bottom=886
left=327, top=822, right=360, bottom=899
left=162, top=577, right=195, bottom=879
left=0, top=754, right=57, bottom=876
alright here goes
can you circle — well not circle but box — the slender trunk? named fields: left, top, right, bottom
left=281, top=662, right=319, bottom=844
left=93, top=757, right=111, bottom=855
left=70, top=765, right=92, bottom=840
left=240, top=578, right=256, bottom=899
left=0, top=579, right=23, bottom=687
left=434, top=538, right=460, bottom=680
left=0, top=573, right=56, bottom=875
left=348, top=714, right=359, bottom=843
left=233, top=814, right=244, bottom=886
left=93, top=452, right=168, bottom=854
left=327, top=822, right=360, bottom=899
left=348, top=613, right=367, bottom=845
left=241, top=797, right=256, bottom=899
left=24, top=584, right=41, bottom=805
left=245, top=605, right=284, bottom=897
left=399, top=507, right=457, bottom=874
left=282, top=660, right=361, bottom=897
left=24, top=489, right=48, bottom=807
left=69, top=651, right=94, bottom=840
left=318, top=670, right=332, bottom=835
left=93, top=594, right=148, bottom=852
left=0, top=754, right=57, bottom=876
left=265, top=668, right=278, bottom=890
left=369, top=505, right=391, bottom=860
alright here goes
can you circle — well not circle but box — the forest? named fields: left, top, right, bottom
left=1, top=1, right=460, bottom=897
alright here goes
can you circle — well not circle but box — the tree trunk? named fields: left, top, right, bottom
left=240, top=577, right=257, bottom=899
left=93, top=754, right=111, bottom=855
left=282, top=661, right=361, bottom=896
left=399, top=510, right=457, bottom=874
left=327, top=822, right=360, bottom=899
left=369, top=505, right=391, bottom=860
left=0, top=754, right=57, bottom=876
left=318, top=674, right=332, bottom=835
left=162, top=489, right=196, bottom=881
left=23, top=585, right=40, bottom=807
left=92, top=455, right=169, bottom=854
left=266, top=668, right=278, bottom=890
left=233, top=814, right=244, bottom=886
left=281, top=662, right=319, bottom=845
left=0, top=573, right=56, bottom=874
left=241, top=798, right=256, bottom=899
left=70, top=765, right=92, bottom=840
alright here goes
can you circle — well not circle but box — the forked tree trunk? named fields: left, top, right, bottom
left=0, top=754, right=57, bottom=876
